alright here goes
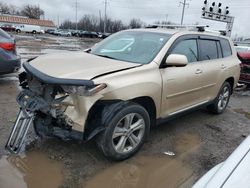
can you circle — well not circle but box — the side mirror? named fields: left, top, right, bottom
left=165, top=54, right=188, bottom=66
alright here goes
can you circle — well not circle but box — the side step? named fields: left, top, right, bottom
left=6, top=110, right=34, bottom=154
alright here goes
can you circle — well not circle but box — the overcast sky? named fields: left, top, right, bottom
left=8, top=0, right=250, bottom=37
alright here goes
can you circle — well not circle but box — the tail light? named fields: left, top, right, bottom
left=0, top=42, right=15, bottom=51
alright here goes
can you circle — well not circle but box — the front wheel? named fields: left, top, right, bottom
left=96, top=102, right=150, bottom=161
left=207, top=82, right=231, bottom=114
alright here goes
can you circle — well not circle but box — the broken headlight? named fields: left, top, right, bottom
left=61, top=83, right=107, bottom=96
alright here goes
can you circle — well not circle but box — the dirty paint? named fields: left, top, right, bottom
left=0, top=151, right=63, bottom=188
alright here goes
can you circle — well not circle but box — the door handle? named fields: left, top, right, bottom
left=221, top=64, right=227, bottom=69
left=195, top=69, right=203, bottom=74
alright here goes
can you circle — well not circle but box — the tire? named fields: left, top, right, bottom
left=16, top=29, right=21, bottom=33
left=32, top=30, right=36, bottom=34
left=96, top=102, right=150, bottom=161
left=207, top=82, right=231, bottom=114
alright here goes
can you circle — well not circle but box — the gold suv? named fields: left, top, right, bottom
left=6, top=28, right=241, bottom=160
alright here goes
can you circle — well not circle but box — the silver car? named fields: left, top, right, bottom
left=194, top=136, right=250, bottom=188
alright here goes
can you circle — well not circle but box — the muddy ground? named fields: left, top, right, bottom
left=0, top=34, right=250, bottom=188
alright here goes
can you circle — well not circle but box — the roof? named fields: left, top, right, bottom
left=0, top=15, right=55, bottom=27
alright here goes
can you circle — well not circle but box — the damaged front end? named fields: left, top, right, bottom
left=6, top=62, right=106, bottom=153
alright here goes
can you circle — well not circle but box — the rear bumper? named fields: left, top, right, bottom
left=0, top=58, right=21, bottom=75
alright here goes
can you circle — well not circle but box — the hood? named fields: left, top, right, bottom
left=28, top=51, right=139, bottom=80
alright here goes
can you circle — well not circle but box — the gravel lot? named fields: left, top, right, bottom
left=0, top=33, right=250, bottom=188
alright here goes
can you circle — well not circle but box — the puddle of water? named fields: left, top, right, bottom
left=84, top=155, right=193, bottom=188
left=85, top=134, right=201, bottom=188
left=0, top=151, right=63, bottom=188
left=234, top=108, right=250, bottom=119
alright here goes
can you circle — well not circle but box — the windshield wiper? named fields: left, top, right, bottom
left=95, top=54, right=118, bottom=60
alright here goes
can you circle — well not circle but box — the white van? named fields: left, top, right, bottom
left=16, top=25, right=41, bottom=34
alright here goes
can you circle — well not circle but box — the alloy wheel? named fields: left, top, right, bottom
left=112, top=113, right=145, bottom=154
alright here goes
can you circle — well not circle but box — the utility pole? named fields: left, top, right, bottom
left=180, top=0, right=189, bottom=25
left=104, top=0, right=108, bottom=33
left=75, top=0, right=78, bottom=30
left=57, top=14, right=60, bottom=28
left=99, top=10, right=102, bottom=32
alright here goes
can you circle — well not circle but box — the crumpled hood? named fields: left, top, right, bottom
left=28, top=51, right=138, bottom=80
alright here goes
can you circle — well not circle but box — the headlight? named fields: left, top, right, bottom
left=62, top=83, right=107, bottom=96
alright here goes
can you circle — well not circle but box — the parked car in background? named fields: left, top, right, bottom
left=0, top=24, right=16, bottom=32
left=194, top=135, right=250, bottom=188
left=237, top=51, right=250, bottom=87
left=235, top=46, right=250, bottom=53
left=6, top=28, right=240, bottom=160
left=57, top=30, right=72, bottom=37
left=71, top=30, right=81, bottom=37
left=45, top=29, right=56, bottom=34
left=79, top=31, right=98, bottom=38
left=0, top=28, right=20, bottom=75
left=16, top=25, right=41, bottom=34
left=98, top=32, right=112, bottom=39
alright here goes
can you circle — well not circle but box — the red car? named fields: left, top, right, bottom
left=0, top=25, right=16, bottom=32
left=238, top=52, right=250, bottom=86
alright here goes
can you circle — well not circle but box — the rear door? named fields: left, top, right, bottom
left=198, top=37, right=233, bottom=101
left=197, top=37, right=223, bottom=101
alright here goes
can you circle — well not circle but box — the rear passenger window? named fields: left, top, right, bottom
left=199, top=40, right=218, bottom=61
left=170, top=39, right=198, bottom=63
left=220, top=39, right=232, bottom=57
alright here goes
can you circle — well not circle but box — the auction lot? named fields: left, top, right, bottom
left=0, top=34, right=250, bottom=188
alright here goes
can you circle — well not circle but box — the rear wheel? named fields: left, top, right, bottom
left=96, top=102, right=150, bottom=161
left=32, top=30, right=36, bottom=34
left=207, top=82, right=231, bottom=114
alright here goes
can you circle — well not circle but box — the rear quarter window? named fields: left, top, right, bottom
left=199, top=39, right=218, bottom=61
left=220, top=39, right=232, bottom=57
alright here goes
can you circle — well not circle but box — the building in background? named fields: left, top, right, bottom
left=0, top=14, right=56, bottom=31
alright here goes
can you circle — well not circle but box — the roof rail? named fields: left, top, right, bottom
left=146, top=24, right=229, bottom=36
left=146, top=24, right=209, bottom=31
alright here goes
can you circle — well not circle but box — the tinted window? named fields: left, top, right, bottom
left=216, top=41, right=223, bottom=58
left=221, top=39, right=232, bottom=57
left=170, top=39, right=198, bottom=63
left=199, top=39, right=218, bottom=61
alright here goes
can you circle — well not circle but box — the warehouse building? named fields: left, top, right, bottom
left=0, top=14, right=56, bottom=31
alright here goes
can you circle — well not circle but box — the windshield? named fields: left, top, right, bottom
left=236, top=46, right=250, bottom=53
left=91, top=31, right=171, bottom=64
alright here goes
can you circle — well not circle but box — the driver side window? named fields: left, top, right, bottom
left=171, top=39, right=198, bottom=63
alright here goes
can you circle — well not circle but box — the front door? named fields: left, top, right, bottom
left=160, top=38, right=205, bottom=117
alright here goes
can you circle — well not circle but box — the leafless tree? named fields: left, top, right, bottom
left=21, top=5, right=44, bottom=19
left=0, top=2, right=11, bottom=14
left=129, top=18, right=144, bottom=29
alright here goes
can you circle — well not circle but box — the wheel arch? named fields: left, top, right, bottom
left=83, top=96, right=157, bottom=141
